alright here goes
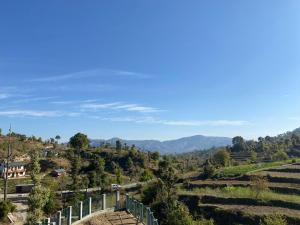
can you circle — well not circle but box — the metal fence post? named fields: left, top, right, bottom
left=67, top=206, right=72, bottom=225
left=115, top=191, right=120, bottom=210
left=147, top=207, right=151, bottom=225
left=79, top=201, right=83, bottom=219
left=150, top=212, right=154, bottom=225
left=139, top=202, right=144, bottom=223
left=133, top=200, right=137, bottom=217
left=57, top=211, right=62, bottom=225
left=89, top=197, right=92, bottom=215
left=125, top=194, right=129, bottom=211
left=102, top=194, right=106, bottom=210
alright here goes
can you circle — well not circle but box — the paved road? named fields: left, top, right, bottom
left=0, top=182, right=141, bottom=199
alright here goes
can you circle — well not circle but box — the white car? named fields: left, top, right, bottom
left=111, top=183, right=121, bottom=190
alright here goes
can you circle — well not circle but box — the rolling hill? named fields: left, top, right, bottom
left=90, top=135, right=232, bottom=154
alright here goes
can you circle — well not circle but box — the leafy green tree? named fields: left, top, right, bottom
left=166, top=202, right=214, bottom=225
left=69, top=133, right=89, bottom=150
left=140, top=169, right=153, bottom=182
left=55, top=135, right=61, bottom=142
left=202, top=159, right=215, bottom=179
left=250, top=151, right=257, bottom=162
left=69, top=152, right=83, bottom=203
left=231, top=136, right=246, bottom=152
left=0, top=201, right=15, bottom=221
left=272, top=150, right=288, bottom=161
left=115, top=165, right=122, bottom=184
left=43, top=191, right=59, bottom=215
left=116, top=140, right=122, bottom=151
left=151, top=151, right=160, bottom=161
left=92, top=157, right=107, bottom=191
left=30, top=150, right=41, bottom=185
left=141, top=180, right=164, bottom=205
left=27, top=186, right=50, bottom=224
left=125, top=157, right=134, bottom=171
left=212, top=149, right=230, bottom=167
left=27, top=150, right=50, bottom=224
left=158, top=159, right=178, bottom=200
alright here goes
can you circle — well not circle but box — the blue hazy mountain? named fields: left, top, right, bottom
left=90, top=135, right=232, bottom=154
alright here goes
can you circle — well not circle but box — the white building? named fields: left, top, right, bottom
left=0, top=162, right=27, bottom=178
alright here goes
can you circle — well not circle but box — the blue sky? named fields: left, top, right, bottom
left=1, top=1, right=300, bottom=141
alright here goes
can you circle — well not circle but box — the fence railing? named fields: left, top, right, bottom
left=39, top=191, right=120, bottom=225
left=39, top=192, right=159, bottom=225
left=125, top=194, right=159, bottom=225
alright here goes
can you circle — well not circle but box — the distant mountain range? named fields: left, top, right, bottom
left=89, top=135, right=232, bottom=154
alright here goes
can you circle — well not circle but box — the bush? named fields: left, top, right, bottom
left=272, top=150, right=288, bottom=161
left=202, top=160, right=215, bottom=179
left=0, top=201, right=15, bottom=221
left=260, top=214, right=287, bottom=225
left=139, top=169, right=153, bottom=182
left=212, top=149, right=230, bottom=167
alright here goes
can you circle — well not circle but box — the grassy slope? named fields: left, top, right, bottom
left=179, top=186, right=300, bottom=205
left=215, top=158, right=300, bottom=178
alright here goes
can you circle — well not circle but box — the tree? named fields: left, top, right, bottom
left=272, top=150, right=288, bottom=161
left=30, top=150, right=41, bottom=185
left=202, top=159, right=215, bottom=179
left=3, top=126, right=12, bottom=201
left=27, top=186, right=50, bottom=224
left=69, top=133, right=89, bottom=150
left=140, top=169, right=153, bottom=182
left=116, top=140, right=122, bottom=151
left=27, top=150, right=50, bottom=224
left=158, top=159, right=178, bottom=200
left=251, top=175, right=268, bottom=199
left=125, top=157, right=134, bottom=172
left=250, top=151, right=257, bottom=162
left=115, top=166, right=122, bottom=184
left=231, top=136, right=246, bottom=152
left=55, top=135, right=61, bottom=143
left=260, top=214, right=287, bottom=225
left=166, top=202, right=214, bottom=225
left=69, top=152, right=82, bottom=203
left=212, top=149, right=230, bottom=167
left=92, top=157, right=107, bottom=191
left=151, top=151, right=160, bottom=161
left=0, top=201, right=15, bottom=221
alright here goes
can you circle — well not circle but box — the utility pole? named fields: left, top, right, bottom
left=3, top=125, right=12, bottom=201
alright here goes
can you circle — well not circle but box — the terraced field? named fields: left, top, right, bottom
left=180, top=162, right=300, bottom=225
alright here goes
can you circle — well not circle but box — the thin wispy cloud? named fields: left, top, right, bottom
left=81, top=102, right=161, bottom=113
left=101, top=116, right=249, bottom=127
left=31, top=68, right=152, bottom=82
left=12, top=96, right=58, bottom=104
left=0, top=110, right=81, bottom=118
left=0, top=110, right=60, bottom=117
left=0, top=93, right=10, bottom=99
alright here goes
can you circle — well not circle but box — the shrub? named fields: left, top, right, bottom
left=139, top=169, right=153, bottom=182
left=260, top=214, right=287, bottom=225
left=212, top=149, right=230, bottom=167
left=250, top=176, right=268, bottom=199
left=202, top=160, right=215, bottom=179
left=272, top=150, right=288, bottom=161
left=0, top=201, right=15, bottom=221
